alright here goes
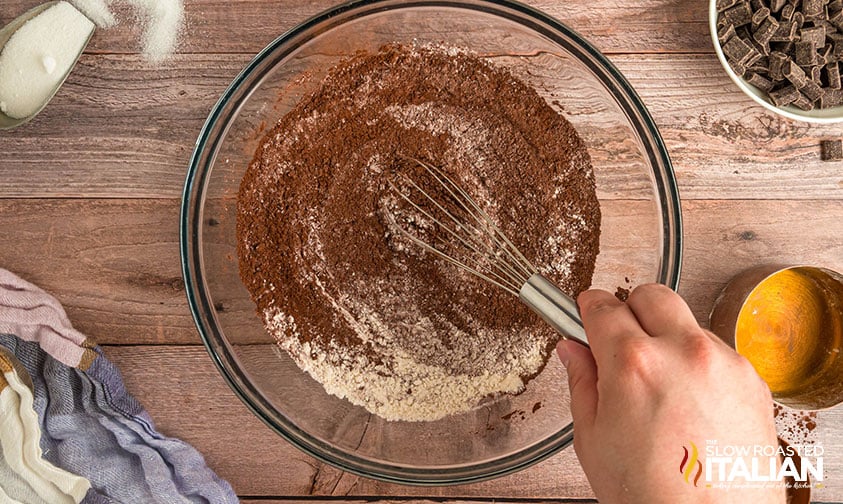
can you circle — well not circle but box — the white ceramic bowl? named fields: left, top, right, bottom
left=709, top=0, right=843, bottom=123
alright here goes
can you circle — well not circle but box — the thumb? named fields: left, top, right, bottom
left=557, top=338, right=598, bottom=428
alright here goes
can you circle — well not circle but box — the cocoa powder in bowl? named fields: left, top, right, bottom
left=237, top=44, right=600, bottom=421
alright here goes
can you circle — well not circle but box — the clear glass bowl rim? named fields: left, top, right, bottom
left=180, top=0, right=683, bottom=486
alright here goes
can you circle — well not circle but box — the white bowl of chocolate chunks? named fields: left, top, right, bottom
left=711, top=0, right=843, bottom=122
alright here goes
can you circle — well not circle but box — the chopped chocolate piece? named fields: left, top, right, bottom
left=771, top=0, right=787, bottom=12
left=800, top=79, right=824, bottom=100
left=719, top=23, right=738, bottom=44
left=724, top=2, right=755, bottom=26
left=753, top=6, right=772, bottom=26
left=819, top=43, right=834, bottom=64
left=769, top=51, right=789, bottom=79
left=771, top=20, right=792, bottom=41
left=781, top=3, right=795, bottom=20
left=799, top=25, right=826, bottom=45
left=724, top=35, right=754, bottom=60
left=717, top=0, right=741, bottom=11
left=731, top=60, right=748, bottom=76
left=811, top=64, right=822, bottom=81
left=793, top=11, right=805, bottom=28
left=750, top=0, right=765, bottom=10
left=749, top=37, right=772, bottom=56
left=749, top=56, right=771, bottom=71
left=743, top=45, right=764, bottom=65
left=769, top=84, right=800, bottom=105
left=792, top=92, right=815, bottom=109
left=754, top=16, right=781, bottom=44
left=747, top=71, right=776, bottom=90
left=830, top=0, right=843, bottom=13
left=795, top=41, right=818, bottom=65
left=828, top=62, right=842, bottom=88
left=771, top=40, right=796, bottom=53
left=820, top=87, right=843, bottom=107
left=803, top=0, right=824, bottom=19
left=830, top=10, right=843, bottom=29
left=784, top=59, right=810, bottom=85
left=821, top=139, right=843, bottom=160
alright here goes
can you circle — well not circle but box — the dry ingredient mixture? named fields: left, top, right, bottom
left=237, top=44, right=600, bottom=421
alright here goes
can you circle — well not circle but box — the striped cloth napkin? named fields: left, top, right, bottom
left=0, top=268, right=238, bottom=503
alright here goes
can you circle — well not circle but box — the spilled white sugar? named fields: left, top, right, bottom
left=70, top=0, right=117, bottom=28
left=0, top=2, right=94, bottom=119
left=70, top=0, right=184, bottom=62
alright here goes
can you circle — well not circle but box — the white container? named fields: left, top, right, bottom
left=709, top=0, right=843, bottom=124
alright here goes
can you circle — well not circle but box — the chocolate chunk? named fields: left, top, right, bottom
left=821, top=139, right=843, bottom=160
left=770, top=84, right=800, bottom=105
left=802, top=0, right=824, bottom=19
left=747, top=71, right=776, bottom=91
left=830, top=10, right=843, bottom=29
left=719, top=23, right=738, bottom=44
left=792, top=92, right=815, bottom=109
left=781, top=3, right=795, bottom=20
left=730, top=59, right=748, bottom=76
left=769, top=51, right=789, bottom=79
left=749, top=37, right=772, bottom=56
left=723, top=35, right=754, bottom=60
left=771, top=0, right=787, bottom=12
left=810, top=65, right=822, bottom=82
left=772, top=40, right=795, bottom=53
left=784, top=59, right=809, bottom=86
left=749, top=56, right=771, bottom=72
left=828, top=62, right=842, bottom=88
left=795, top=41, right=818, bottom=66
left=743, top=45, right=764, bottom=65
left=799, top=26, right=826, bottom=45
left=800, top=79, right=824, bottom=100
left=724, top=2, right=754, bottom=26
left=819, top=44, right=834, bottom=65
left=820, top=88, right=843, bottom=107
left=717, top=0, right=741, bottom=11
left=771, top=20, right=797, bottom=41
left=793, top=11, right=805, bottom=28
left=753, top=6, right=771, bottom=27
left=754, top=16, right=781, bottom=45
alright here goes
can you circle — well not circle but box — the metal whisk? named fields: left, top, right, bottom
left=387, top=158, right=589, bottom=347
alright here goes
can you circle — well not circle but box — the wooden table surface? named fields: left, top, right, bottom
left=2, top=0, right=843, bottom=502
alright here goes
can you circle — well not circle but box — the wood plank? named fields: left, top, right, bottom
left=2, top=54, right=842, bottom=200
left=104, top=343, right=843, bottom=499
left=237, top=500, right=597, bottom=503
left=1, top=198, right=841, bottom=345
left=2, top=0, right=709, bottom=56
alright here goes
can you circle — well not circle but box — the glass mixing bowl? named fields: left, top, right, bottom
left=181, top=0, right=682, bottom=485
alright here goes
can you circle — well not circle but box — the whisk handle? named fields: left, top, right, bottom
left=518, top=274, right=589, bottom=347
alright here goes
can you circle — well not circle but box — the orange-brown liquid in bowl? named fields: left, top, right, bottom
left=735, top=267, right=843, bottom=408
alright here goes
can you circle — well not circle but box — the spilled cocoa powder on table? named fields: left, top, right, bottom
left=237, top=44, right=601, bottom=421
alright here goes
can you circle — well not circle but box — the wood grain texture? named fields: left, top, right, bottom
left=1, top=54, right=842, bottom=200
left=104, top=343, right=843, bottom=499
left=1, top=198, right=841, bottom=345
left=237, top=500, right=597, bottom=503
left=2, top=0, right=709, bottom=56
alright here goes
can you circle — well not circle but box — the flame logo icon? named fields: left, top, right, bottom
left=680, top=441, right=703, bottom=486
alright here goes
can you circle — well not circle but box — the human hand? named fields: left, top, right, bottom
left=558, top=284, right=784, bottom=504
